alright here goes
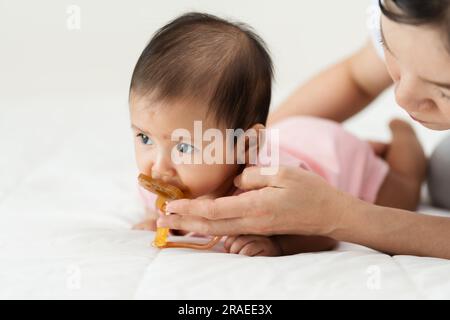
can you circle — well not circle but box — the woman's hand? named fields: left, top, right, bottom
left=158, top=166, right=354, bottom=237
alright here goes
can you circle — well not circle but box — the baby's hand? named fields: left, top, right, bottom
left=224, top=235, right=282, bottom=257
left=133, top=207, right=158, bottom=231
left=132, top=207, right=190, bottom=235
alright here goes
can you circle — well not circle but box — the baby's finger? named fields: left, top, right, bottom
left=229, top=236, right=257, bottom=254
left=239, top=242, right=264, bottom=257
left=224, top=236, right=238, bottom=252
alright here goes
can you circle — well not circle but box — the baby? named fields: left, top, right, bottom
left=129, top=12, right=427, bottom=256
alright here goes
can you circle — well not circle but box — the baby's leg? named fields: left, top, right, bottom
left=376, top=120, right=427, bottom=211
left=428, top=134, right=450, bottom=209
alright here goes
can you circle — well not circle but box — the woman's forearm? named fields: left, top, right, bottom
left=269, top=60, right=371, bottom=124
left=268, top=42, right=392, bottom=125
left=331, top=199, right=450, bottom=259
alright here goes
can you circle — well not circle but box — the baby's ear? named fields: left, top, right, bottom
left=251, top=123, right=266, bottom=148
left=242, top=123, right=266, bottom=165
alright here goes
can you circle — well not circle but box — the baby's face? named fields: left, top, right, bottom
left=130, top=94, right=241, bottom=200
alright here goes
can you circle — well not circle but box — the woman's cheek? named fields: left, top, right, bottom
left=384, top=54, right=400, bottom=82
left=443, top=105, right=450, bottom=123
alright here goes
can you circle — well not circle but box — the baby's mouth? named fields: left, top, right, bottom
left=145, top=174, right=190, bottom=196
left=139, top=174, right=194, bottom=204
left=162, top=181, right=192, bottom=199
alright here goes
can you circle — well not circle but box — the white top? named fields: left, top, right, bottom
left=367, top=0, right=385, bottom=60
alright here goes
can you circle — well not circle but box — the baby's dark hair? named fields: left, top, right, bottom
left=130, top=12, right=273, bottom=130
left=380, top=0, right=450, bottom=53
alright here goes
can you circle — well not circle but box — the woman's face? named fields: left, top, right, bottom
left=381, top=14, right=450, bottom=130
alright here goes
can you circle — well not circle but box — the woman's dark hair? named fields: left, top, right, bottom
left=380, top=0, right=450, bottom=51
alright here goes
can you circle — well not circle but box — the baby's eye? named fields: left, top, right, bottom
left=176, top=142, right=195, bottom=154
left=137, top=133, right=153, bottom=146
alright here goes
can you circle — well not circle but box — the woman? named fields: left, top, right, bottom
left=158, top=0, right=450, bottom=259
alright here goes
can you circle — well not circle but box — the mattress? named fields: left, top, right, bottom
left=1, top=96, right=449, bottom=299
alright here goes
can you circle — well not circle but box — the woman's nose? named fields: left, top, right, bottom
left=394, top=77, right=429, bottom=113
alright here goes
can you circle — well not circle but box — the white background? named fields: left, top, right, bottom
left=1, top=0, right=449, bottom=150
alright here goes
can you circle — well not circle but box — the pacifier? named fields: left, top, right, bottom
left=138, top=173, right=222, bottom=250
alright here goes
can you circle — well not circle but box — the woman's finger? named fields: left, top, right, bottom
left=157, top=214, right=258, bottom=236
left=166, top=191, right=261, bottom=220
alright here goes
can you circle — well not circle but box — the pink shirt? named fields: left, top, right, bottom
left=267, top=116, right=388, bottom=203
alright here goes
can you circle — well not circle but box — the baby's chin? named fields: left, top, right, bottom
left=183, top=166, right=243, bottom=200
left=188, top=180, right=238, bottom=200
left=190, top=188, right=235, bottom=201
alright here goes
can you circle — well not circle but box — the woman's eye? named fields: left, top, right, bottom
left=176, top=143, right=195, bottom=154
left=137, top=133, right=153, bottom=145
left=440, top=91, right=450, bottom=101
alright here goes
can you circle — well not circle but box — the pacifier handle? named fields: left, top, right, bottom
left=138, top=174, right=222, bottom=250
left=162, top=236, right=222, bottom=250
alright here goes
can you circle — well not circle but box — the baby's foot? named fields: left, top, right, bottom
left=387, top=119, right=427, bottom=184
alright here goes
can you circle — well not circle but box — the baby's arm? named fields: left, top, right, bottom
left=224, top=235, right=337, bottom=257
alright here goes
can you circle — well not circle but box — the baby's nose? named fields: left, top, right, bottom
left=151, top=158, right=177, bottom=181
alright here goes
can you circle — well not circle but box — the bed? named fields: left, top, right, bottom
left=1, top=95, right=449, bottom=300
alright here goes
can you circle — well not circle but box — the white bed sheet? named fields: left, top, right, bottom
left=1, top=96, right=449, bottom=300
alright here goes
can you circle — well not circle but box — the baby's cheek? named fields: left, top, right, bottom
left=134, top=146, right=144, bottom=170
left=136, top=158, right=150, bottom=175
left=135, top=146, right=153, bottom=174
left=183, top=173, right=221, bottom=197
left=178, top=165, right=228, bottom=198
